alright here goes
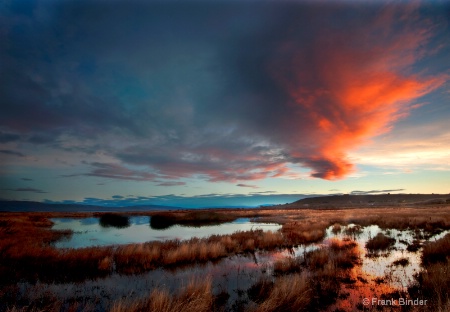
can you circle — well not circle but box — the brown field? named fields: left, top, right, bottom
left=1, top=201, right=450, bottom=311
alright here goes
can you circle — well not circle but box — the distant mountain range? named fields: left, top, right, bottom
left=1, top=193, right=449, bottom=212
left=0, top=200, right=181, bottom=212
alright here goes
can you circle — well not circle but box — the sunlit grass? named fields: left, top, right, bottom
left=1, top=204, right=450, bottom=311
left=366, top=232, right=396, bottom=251
left=111, top=277, right=213, bottom=312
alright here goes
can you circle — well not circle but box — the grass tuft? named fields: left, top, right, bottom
left=422, top=233, right=450, bottom=265
left=366, top=233, right=396, bottom=251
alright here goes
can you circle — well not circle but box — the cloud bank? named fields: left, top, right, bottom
left=0, top=1, right=448, bottom=186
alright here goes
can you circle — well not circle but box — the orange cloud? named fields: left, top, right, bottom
left=272, top=4, right=447, bottom=180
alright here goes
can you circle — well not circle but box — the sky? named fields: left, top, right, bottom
left=1, top=0, right=449, bottom=208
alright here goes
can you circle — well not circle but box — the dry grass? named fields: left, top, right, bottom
left=409, top=233, right=450, bottom=311
left=5, top=206, right=449, bottom=283
left=300, top=239, right=360, bottom=310
left=110, top=277, right=213, bottom=312
left=306, top=239, right=360, bottom=271
left=365, top=232, right=396, bottom=251
left=281, top=221, right=328, bottom=245
left=343, top=224, right=363, bottom=237
left=247, top=277, right=274, bottom=304
left=422, top=233, right=450, bottom=265
left=306, top=249, right=329, bottom=270
left=333, top=250, right=359, bottom=269
left=248, top=239, right=361, bottom=311
left=331, top=223, right=342, bottom=234
left=163, top=240, right=226, bottom=265
left=114, top=230, right=285, bottom=274
left=273, top=257, right=302, bottom=275
left=4, top=204, right=450, bottom=311
left=255, top=273, right=311, bottom=312
left=411, top=261, right=450, bottom=311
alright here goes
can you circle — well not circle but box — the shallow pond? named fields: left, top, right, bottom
left=51, top=216, right=282, bottom=248
left=22, top=224, right=449, bottom=311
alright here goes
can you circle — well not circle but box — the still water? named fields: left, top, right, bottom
left=25, top=224, right=448, bottom=311
left=51, top=216, right=282, bottom=248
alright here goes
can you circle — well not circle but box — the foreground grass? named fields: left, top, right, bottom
left=365, top=232, right=396, bottom=252
left=248, top=238, right=360, bottom=312
left=410, top=233, right=450, bottom=311
left=1, top=205, right=450, bottom=311
left=111, top=277, right=214, bottom=312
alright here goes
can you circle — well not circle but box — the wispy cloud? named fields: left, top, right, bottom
left=85, top=162, right=158, bottom=181
left=350, top=189, right=405, bottom=195
left=3, top=187, right=47, bottom=194
left=350, top=121, right=450, bottom=171
left=236, top=183, right=259, bottom=188
left=156, top=181, right=186, bottom=187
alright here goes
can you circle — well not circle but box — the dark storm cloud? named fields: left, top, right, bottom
left=0, top=132, right=21, bottom=143
left=0, top=150, right=26, bottom=157
left=1, top=1, right=448, bottom=183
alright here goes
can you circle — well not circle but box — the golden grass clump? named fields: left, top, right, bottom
left=255, top=273, right=311, bottom=312
left=365, top=232, right=396, bottom=251
left=411, top=261, right=450, bottom=312
left=305, top=240, right=360, bottom=273
left=331, top=223, right=342, bottom=234
left=421, top=233, right=450, bottom=265
left=343, top=224, right=363, bottom=237
left=273, top=257, right=302, bottom=275
left=114, top=243, right=162, bottom=272
left=250, top=240, right=360, bottom=311
left=329, top=238, right=357, bottom=251
left=410, top=233, right=450, bottom=311
left=281, top=221, right=328, bottom=245
left=111, top=277, right=213, bottom=312
left=333, top=246, right=360, bottom=269
left=256, top=231, right=284, bottom=249
left=163, top=240, right=227, bottom=265
left=306, top=249, right=329, bottom=270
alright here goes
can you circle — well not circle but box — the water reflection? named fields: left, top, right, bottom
left=41, top=222, right=450, bottom=311
left=51, top=217, right=282, bottom=248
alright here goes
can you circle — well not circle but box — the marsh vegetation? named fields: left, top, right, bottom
left=1, top=204, right=450, bottom=311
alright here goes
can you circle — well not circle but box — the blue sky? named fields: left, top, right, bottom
left=1, top=0, right=449, bottom=207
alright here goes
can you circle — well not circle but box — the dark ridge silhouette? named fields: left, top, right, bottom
left=285, top=194, right=450, bottom=208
